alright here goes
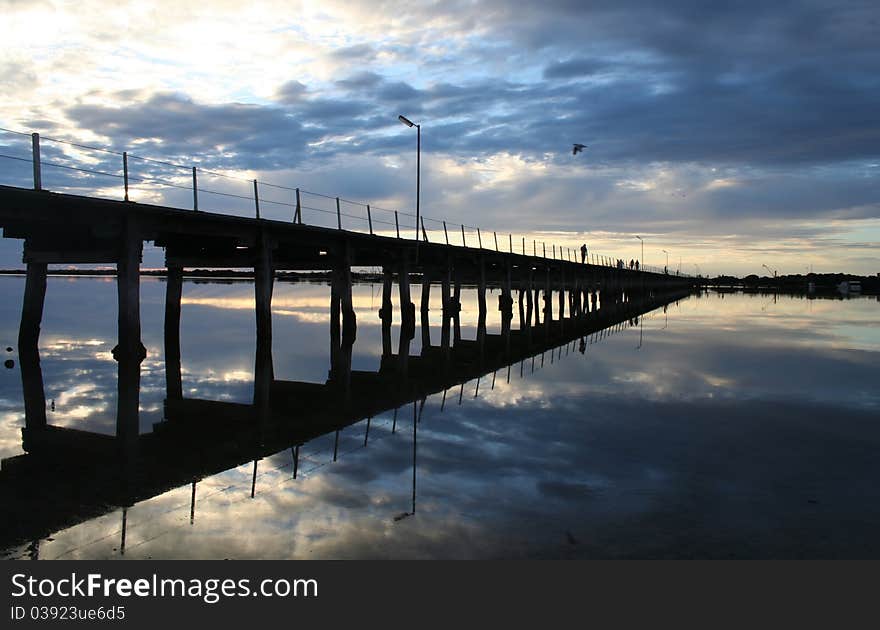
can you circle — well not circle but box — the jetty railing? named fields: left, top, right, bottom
left=0, top=127, right=687, bottom=276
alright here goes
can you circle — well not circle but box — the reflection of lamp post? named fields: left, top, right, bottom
left=398, top=115, right=420, bottom=241
left=635, top=235, right=643, bottom=268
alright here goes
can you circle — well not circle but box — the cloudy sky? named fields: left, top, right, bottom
left=1, top=0, right=878, bottom=275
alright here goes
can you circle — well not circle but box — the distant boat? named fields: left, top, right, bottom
left=837, top=280, right=861, bottom=294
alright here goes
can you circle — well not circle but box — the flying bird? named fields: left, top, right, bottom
left=572, top=143, right=587, bottom=155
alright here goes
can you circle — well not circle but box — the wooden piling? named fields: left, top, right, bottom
left=339, top=242, right=356, bottom=343
left=477, top=258, right=487, bottom=320
left=397, top=261, right=414, bottom=377
left=544, top=265, right=552, bottom=326
left=452, top=265, right=462, bottom=344
left=254, top=232, right=274, bottom=412
left=399, top=256, right=415, bottom=339
left=420, top=267, right=431, bottom=352
left=380, top=266, right=393, bottom=357
left=440, top=258, right=452, bottom=358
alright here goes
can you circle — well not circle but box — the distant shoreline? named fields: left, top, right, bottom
left=0, top=268, right=876, bottom=293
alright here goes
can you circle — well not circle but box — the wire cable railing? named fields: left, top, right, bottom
left=0, top=127, right=692, bottom=277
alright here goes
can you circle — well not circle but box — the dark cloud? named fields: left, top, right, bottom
left=56, top=0, right=880, bottom=172
left=335, top=71, right=384, bottom=90
left=542, top=58, right=610, bottom=79
left=64, top=92, right=317, bottom=170
left=276, top=80, right=309, bottom=103
left=330, top=43, right=378, bottom=62
left=0, top=60, right=36, bottom=89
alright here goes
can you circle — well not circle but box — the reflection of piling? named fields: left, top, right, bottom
left=115, top=218, right=144, bottom=453
left=452, top=265, right=462, bottom=344
left=543, top=266, right=552, bottom=336
left=558, top=267, right=565, bottom=334
left=517, top=281, right=526, bottom=331
left=420, top=268, right=431, bottom=352
left=397, top=257, right=415, bottom=376
left=525, top=267, right=534, bottom=340
left=329, top=263, right=355, bottom=397
left=164, top=265, right=183, bottom=401
left=440, top=259, right=452, bottom=360
left=339, top=242, right=357, bottom=343
left=19, top=262, right=47, bottom=433
left=533, top=273, right=541, bottom=327
left=380, top=266, right=393, bottom=357
left=254, top=232, right=274, bottom=415
left=398, top=257, right=415, bottom=340
left=477, top=259, right=487, bottom=356
left=500, top=261, right=513, bottom=352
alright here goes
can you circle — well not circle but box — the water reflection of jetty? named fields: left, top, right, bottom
left=2, top=182, right=696, bottom=553
left=2, top=270, right=688, bottom=552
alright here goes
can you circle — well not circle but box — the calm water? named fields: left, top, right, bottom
left=1, top=276, right=878, bottom=559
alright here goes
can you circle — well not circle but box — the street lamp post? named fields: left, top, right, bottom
left=635, top=235, right=643, bottom=268
left=398, top=115, right=420, bottom=241
left=662, top=249, right=669, bottom=273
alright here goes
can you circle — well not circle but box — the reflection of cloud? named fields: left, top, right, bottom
left=2, top=282, right=880, bottom=558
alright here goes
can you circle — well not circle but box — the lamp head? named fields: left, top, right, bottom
left=398, top=115, right=415, bottom=128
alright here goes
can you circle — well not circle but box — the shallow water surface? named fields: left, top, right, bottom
left=1, top=277, right=878, bottom=559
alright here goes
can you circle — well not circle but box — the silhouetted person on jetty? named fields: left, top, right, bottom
left=635, top=260, right=639, bottom=271
left=580, top=243, right=588, bottom=263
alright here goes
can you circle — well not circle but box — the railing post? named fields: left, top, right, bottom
left=477, top=228, right=482, bottom=249
left=254, top=179, right=261, bottom=219
left=443, top=221, right=449, bottom=245
left=543, top=242, right=546, bottom=258
left=395, top=211, right=400, bottom=238
left=522, top=237, right=525, bottom=255
left=461, top=224, right=466, bottom=247
left=421, top=217, right=428, bottom=242
left=336, top=197, right=341, bottom=230
left=295, top=188, right=302, bottom=223
left=552, top=244, right=556, bottom=259
left=367, top=204, right=373, bottom=234
left=123, top=151, right=129, bottom=201
left=31, top=133, right=41, bottom=191
left=533, top=240, right=536, bottom=257
left=494, top=231, right=499, bottom=251
left=509, top=233, right=513, bottom=253
left=192, top=167, right=198, bottom=211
